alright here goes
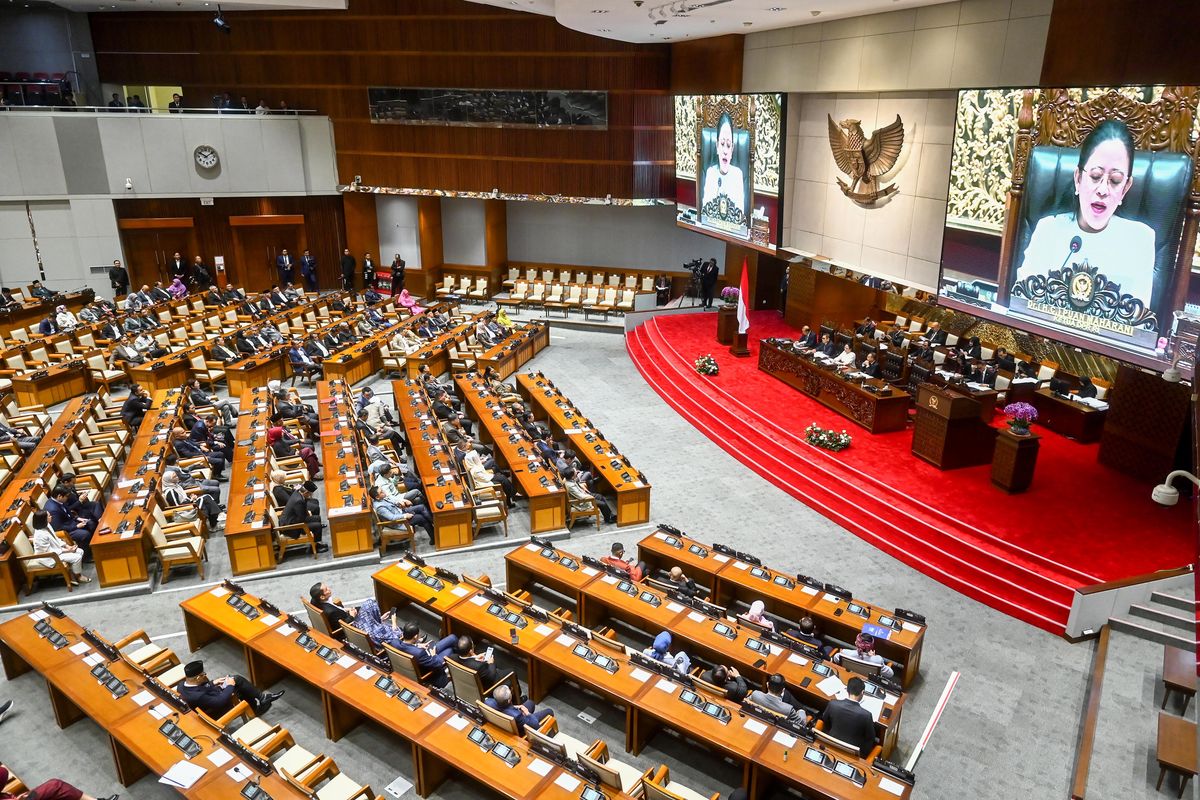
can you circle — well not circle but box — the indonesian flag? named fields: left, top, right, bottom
left=736, top=258, right=750, bottom=335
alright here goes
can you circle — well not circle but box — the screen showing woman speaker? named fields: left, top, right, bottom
left=938, top=86, right=1199, bottom=368
left=673, top=94, right=784, bottom=254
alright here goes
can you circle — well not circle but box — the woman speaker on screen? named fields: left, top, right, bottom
left=700, top=112, right=749, bottom=231
left=1012, top=119, right=1156, bottom=312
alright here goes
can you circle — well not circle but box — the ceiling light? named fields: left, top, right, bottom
left=591, top=8, right=608, bottom=12
left=768, top=5, right=786, bottom=9
left=810, top=9, right=821, bottom=16
left=743, top=20, right=752, bottom=26
left=599, top=27, right=611, bottom=31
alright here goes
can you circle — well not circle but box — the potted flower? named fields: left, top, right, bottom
left=695, top=354, right=719, bottom=376
left=720, top=286, right=739, bottom=306
left=804, top=422, right=852, bottom=452
left=1003, top=402, right=1038, bottom=436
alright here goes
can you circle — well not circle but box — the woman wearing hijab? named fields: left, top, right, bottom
left=162, top=470, right=221, bottom=530
left=643, top=631, right=691, bottom=676
left=54, top=305, right=79, bottom=331
left=397, top=288, right=425, bottom=315
left=168, top=277, right=188, bottom=299
left=832, top=633, right=895, bottom=680
left=267, top=425, right=320, bottom=479
left=354, top=599, right=403, bottom=649
left=742, top=600, right=775, bottom=632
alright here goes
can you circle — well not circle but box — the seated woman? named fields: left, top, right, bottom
left=168, top=277, right=188, bottom=299
left=833, top=343, right=857, bottom=370
left=643, top=631, right=691, bottom=676
left=161, top=470, right=221, bottom=530
left=54, top=304, right=79, bottom=331
left=741, top=600, right=775, bottom=631
left=353, top=598, right=404, bottom=648
left=495, top=307, right=514, bottom=331
left=396, top=288, right=425, bottom=315
left=267, top=425, right=320, bottom=479
left=481, top=366, right=520, bottom=404
left=29, top=510, right=88, bottom=586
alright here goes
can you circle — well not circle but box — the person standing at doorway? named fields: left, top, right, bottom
left=300, top=249, right=319, bottom=292
left=340, top=249, right=356, bottom=293
left=362, top=253, right=376, bottom=290
left=390, top=254, right=405, bottom=295
left=276, top=249, right=294, bottom=286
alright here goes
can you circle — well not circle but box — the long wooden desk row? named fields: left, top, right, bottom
left=91, top=389, right=188, bottom=588
left=223, top=387, right=279, bottom=576
left=0, top=608, right=368, bottom=799
left=0, top=286, right=94, bottom=338
left=455, top=372, right=567, bottom=533
left=0, top=395, right=106, bottom=606
left=179, top=583, right=646, bottom=800
left=516, top=371, right=650, bottom=527
left=373, top=556, right=915, bottom=800
left=473, top=321, right=552, bottom=381
left=635, top=529, right=926, bottom=688
left=315, top=380, right=375, bottom=557
left=392, top=378, right=476, bottom=550
left=502, top=541, right=905, bottom=755
left=326, top=302, right=460, bottom=387
left=403, top=308, right=488, bottom=379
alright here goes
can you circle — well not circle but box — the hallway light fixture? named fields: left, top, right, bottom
left=213, top=5, right=231, bottom=32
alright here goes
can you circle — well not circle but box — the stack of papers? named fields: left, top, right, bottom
left=861, top=695, right=885, bottom=722
left=160, top=761, right=207, bottom=789
left=816, top=675, right=846, bottom=697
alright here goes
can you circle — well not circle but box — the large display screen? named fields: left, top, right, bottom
left=674, top=93, right=785, bottom=254
left=938, top=86, right=1200, bottom=368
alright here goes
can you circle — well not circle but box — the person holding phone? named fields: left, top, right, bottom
left=448, top=635, right=501, bottom=687
left=485, top=684, right=552, bottom=734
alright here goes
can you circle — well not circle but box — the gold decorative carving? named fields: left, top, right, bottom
left=827, top=115, right=905, bottom=205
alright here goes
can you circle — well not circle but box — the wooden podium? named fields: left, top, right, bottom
left=992, top=428, right=1040, bottom=493
left=717, top=305, right=737, bottom=345
left=912, top=384, right=997, bottom=469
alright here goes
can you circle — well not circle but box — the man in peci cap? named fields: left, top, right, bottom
left=178, top=660, right=284, bottom=718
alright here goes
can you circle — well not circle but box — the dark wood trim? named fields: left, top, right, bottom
left=1070, top=625, right=1110, bottom=800
left=117, top=217, right=195, bottom=230
left=229, top=215, right=306, bottom=227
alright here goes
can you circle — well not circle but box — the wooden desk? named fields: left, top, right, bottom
left=12, top=359, right=91, bottom=407
left=127, top=350, right=195, bottom=394
left=0, top=610, right=311, bottom=798
left=405, top=311, right=486, bottom=379
left=1162, top=645, right=1197, bottom=715
left=393, top=378, right=474, bottom=549
left=1157, top=711, right=1197, bottom=798
left=456, top=374, right=566, bottom=534
left=0, top=288, right=93, bottom=338
left=1031, top=388, right=1107, bottom=443
left=91, top=389, right=185, bottom=588
left=223, top=388, right=277, bottom=575
left=516, top=372, right=650, bottom=526
left=758, top=341, right=911, bottom=434
left=315, top=381, right=374, bottom=557
left=636, top=531, right=926, bottom=687
left=372, top=560, right=911, bottom=800
left=474, top=322, right=551, bottom=380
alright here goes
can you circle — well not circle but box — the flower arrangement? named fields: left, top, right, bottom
left=720, top=286, right=740, bottom=304
left=804, top=423, right=852, bottom=452
left=695, top=354, right=719, bottom=376
left=1003, top=402, right=1038, bottom=434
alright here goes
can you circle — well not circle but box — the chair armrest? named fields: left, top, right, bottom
left=115, top=629, right=151, bottom=649
left=16, top=552, right=66, bottom=569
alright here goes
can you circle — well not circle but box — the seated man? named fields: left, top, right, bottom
left=600, top=542, right=645, bottom=581
left=280, top=481, right=328, bottom=552
left=700, top=663, right=749, bottom=702
left=395, top=621, right=456, bottom=687
left=178, top=660, right=283, bottom=717
left=172, top=426, right=226, bottom=478
left=485, top=684, right=552, bottom=735
left=858, top=351, right=881, bottom=378
left=187, top=378, right=238, bottom=427
left=210, top=337, right=240, bottom=363
left=563, top=467, right=615, bottom=524
left=204, top=285, right=225, bottom=306
left=309, top=581, right=356, bottom=628
left=662, top=566, right=700, bottom=599
left=856, top=317, right=876, bottom=337
left=120, top=385, right=153, bottom=429
left=785, top=616, right=829, bottom=652
left=832, top=634, right=895, bottom=680
left=110, top=335, right=145, bottom=366
left=0, top=420, right=38, bottom=456
left=747, top=673, right=807, bottom=724
left=819, top=677, right=877, bottom=757
left=447, top=634, right=501, bottom=687
left=288, top=340, right=322, bottom=378
left=57, top=473, right=103, bottom=522
left=148, top=282, right=171, bottom=303
left=368, top=485, right=434, bottom=542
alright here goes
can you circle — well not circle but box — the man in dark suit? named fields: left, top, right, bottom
left=795, top=325, right=818, bottom=349
left=191, top=256, right=211, bottom=289
left=390, top=254, right=405, bottom=295
left=362, top=252, right=376, bottom=288
left=1077, top=377, right=1098, bottom=399
left=393, top=622, right=455, bottom=686
left=276, top=249, right=295, bottom=286
left=300, top=249, right=318, bottom=292
left=340, top=249, right=356, bottom=292
left=288, top=341, right=322, bottom=378
left=308, top=582, right=355, bottom=628
left=46, top=485, right=96, bottom=553
left=235, top=331, right=261, bottom=355
left=109, top=259, right=129, bottom=296
left=173, top=426, right=226, bottom=477
left=57, top=473, right=103, bottom=521
left=819, top=677, right=877, bottom=757
left=485, top=684, right=551, bottom=735
left=179, top=660, right=282, bottom=717
left=37, top=316, right=56, bottom=335
left=447, top=634, right=501, bottom=688
left=121, top=385, right=152, bottom=430
left=149, top=282, right=171, bottom=303
left=168, top=92, right=184, bottom=113
left=993, top=347, right=1016, bottom=373
left=859, top=351, right=881, bottom=378
left=257, top=291, right=277, bottom=315
left=304, top=335, right=332, bottom=362
left=204, top=286, right=224, bottom=307
left=168, top=252, right=188, bottom=283
left=924, top=321, right=947, bottom=347
left=909, top=342, right=935, bottom=364
left=320, top=330, right=341, bottom=352
left=855, top=318, right=876, bottom=338
left=699, top=259, right=718, bottom=309
left=815, top=333, right=836, bottom=358
left=280, top=481, right=327, bottom=550
left=29, top=281, right=54, bottom=301
left=269, top=285, right=289, bottom=307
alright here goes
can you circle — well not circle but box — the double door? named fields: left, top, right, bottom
left=230, top=216, right=307, bottom=294
left=117, top=220, right=197, bottom=291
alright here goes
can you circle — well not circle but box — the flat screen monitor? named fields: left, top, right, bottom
left=674, top=93, right=786, bottom=254
left=938, top=85, right=1200, bottom=370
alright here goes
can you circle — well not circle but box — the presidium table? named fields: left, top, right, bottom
left=758, top=340, right=911, bottom=433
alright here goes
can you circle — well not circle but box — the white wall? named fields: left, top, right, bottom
left=507, top=203, right=726, bottom=272
left=743, top=0, right=1051, bottom=93
left=0, top=112, right=339, bottom=199
left=441, top=198, right=487, bottom=266
left=375, top=196, right=422, bottom=269
left=783, top=91, right=955, bottom=290
left=0, top=198, right=122, bottom=296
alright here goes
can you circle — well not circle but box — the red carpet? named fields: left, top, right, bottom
left=626, top=310, right=1194, bottom=634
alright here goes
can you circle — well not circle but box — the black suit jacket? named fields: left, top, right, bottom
left=995, top=354, right=1016, bottom=373
left=816, top=341, right=836, bottom=357
left=860, top=360, right=881, bottom=378
left=926, top=330, right=947, bottom=347
left=820, top=699, right=877, bottom=757
left=340, top=255, right=356, bottom=278
left=1077, top=380, right=1097, bottom=399
left=856, top=323, right=876, bottom=337
left=280, top=490, right=314, bottom=528
left=797, top=331, right=818, bottom=348
left=235, top=337, right=256, bottom=355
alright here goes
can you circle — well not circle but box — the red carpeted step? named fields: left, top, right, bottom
left=626, top=320, right=1075, bottom=633
left=638, top=320, right=1087, bottom=595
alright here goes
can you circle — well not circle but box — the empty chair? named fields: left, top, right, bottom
left=436, top=275, right=456, bottom=296
left=526, top=282, right=546, bottom=306
left=558, top=269, right=571, bottom=283
left=641, top=765, right=720, bottom=800
left=579, top=741, right=649, bottom=794
left=524, top=267, right=537, bottom=281
left=541, top=269, right=554, bottom=282
left=525, top=716, right=590, bottom=761
left=149, top=520, right=206, bottom=584
left=641, top=275, right=654, bottom=292
left=468, top=278, right=489, bottom=300
left=607, top=273, right=621, bottom=287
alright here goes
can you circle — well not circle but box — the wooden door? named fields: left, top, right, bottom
left=117, top=219, right=196, bottom=291
left=230, top=216, right=307, bottom=293
left=754, top=254, right=787, bottom=312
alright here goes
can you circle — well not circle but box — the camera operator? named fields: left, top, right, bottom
left=699, top=258, right=719, bottom=309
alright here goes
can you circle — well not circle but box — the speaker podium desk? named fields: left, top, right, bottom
left=911, top=384, right=996, bottom=469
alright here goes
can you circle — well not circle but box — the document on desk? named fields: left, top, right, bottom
left=468, top=594, right=489, bottom=606
left=275, top=624, right=295, bottom=637
left=816, top=675, right=846, bottom=697
left=861, top=695, right=885, bottom=722
left=28, top=609, right=48, bottom=621
left=423, top=701, right=446, bottom=718
left=630, top=668, right=651, bottom=683
left=554, top=773, right=581, bottom=792
left=355, top=665, right=376, bottom=680
left=666, top=602, right=685, bottom=613
left=712, top=554, right=730, bottom=564
left=534, top=624, right=554, bottom=637
left=582, top=567, right=599, bottom=577
left=335, top=654, right=357, bottom=669
left=83, top=653, right=104, bottom=667
left=800, top=585, right=818, bottom=596
left=879, top=777, right=906, bottom=796
left=69, top=641, right=90, bottom=655
left=786, top=653, right=809, bottom=666
left=686, top=612, right=705, bottom=623
left=743, top=718, right=767, bottom=735
left=226, top=764, right=253, bottom=782
left=772, top=731, right=797, bottom=748
left=207, top=748, right=233, bottom=767
left=149, top=703, right=172, bottom=720
left=446, top=713, right=469, bottom=731
left=210, top=586, right=231, bottom=598
left=450, top=586, right=469, bottom=597
left=901, top=621, right=921, bottom=633
left=131, top=690, right=155, bottom=707
left=732, top=561, right=750, bottom=571
left=258, top=614, right=279, bottom=626
left=600, top=575, right=618, bottom=585
left=527, top=758, right=553, bottom=777
left=655, top=678, right=678, bottom=694
left=160, top=761, right=207, bottom=789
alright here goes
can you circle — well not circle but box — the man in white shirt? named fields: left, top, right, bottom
left=29, top=510, right=88, bottom=584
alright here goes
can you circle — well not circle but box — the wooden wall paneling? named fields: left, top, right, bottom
left=484, top=199, right=508, bottom=296
left=415, top=196, right=443, bottom=296
left=88, top=0, right=676, bottom=199
left=782, top=262, right=880, bottom=331
left=343, top=192, right=381, bottom=266
left=670, top=35, right=745, bottom=94
left=113, top=196, right=346, bottom=292
left=1097, top=364, right=1191, bottom=483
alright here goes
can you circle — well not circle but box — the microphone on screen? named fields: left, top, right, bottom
left=1059, top=235, right=1083, bottom=271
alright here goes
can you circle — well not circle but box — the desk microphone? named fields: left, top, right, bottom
left=1059, top=235, right=1082, bottom=271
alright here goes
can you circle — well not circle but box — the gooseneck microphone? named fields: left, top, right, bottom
left=1060, top=235, right=1083, bottom=271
